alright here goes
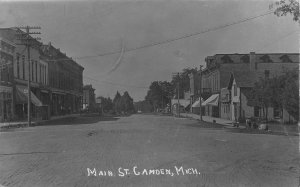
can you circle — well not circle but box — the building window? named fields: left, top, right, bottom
left=39, top=64, right=42, bottom=83
left=31, top=60, right=34, bottom=81
left=221, top=55, right=233, bottom=64
left=241, top=55, right=250, bottom=63
left=35, top=61, right=38, bottom=82
left=234, top=84, right=237, bottom=96
left=279, top=55, right=292, bottom=63
left=16, top=53, right=20, bottom=78
left=44, top=65, right=46, bottom=84
left=254, top=106, right=260, bottom=117
left=7, top=65, right=10, bottom=82
left=42, top=65, right=44, bottom=84
left=260, top=55, right=273, bottom=63
left=265, top=70, right=270, bottom=79
left=22, top=55, right=25, bottom=80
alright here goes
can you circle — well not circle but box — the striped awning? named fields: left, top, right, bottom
left=16, top=86, right=43, bottom=106
left=202, top=94, right=219, bottom=106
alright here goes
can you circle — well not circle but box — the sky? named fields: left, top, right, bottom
left=0, top=0, right=299, bottom=101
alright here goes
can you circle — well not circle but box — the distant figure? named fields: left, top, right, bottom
left=246, top=119, right=251, bottom=129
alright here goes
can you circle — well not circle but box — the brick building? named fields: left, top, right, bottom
left=0, top=28, right=47, bottom=121
left=0, top=36, right=15, bottom=122
left=40, top=42, right=84, bottom=116
left=191, top=52, right=299, bottom=121
left=0, top=27, right=84, bottom=121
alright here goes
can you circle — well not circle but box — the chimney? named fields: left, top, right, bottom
left=249, top=52, right=256, bottom=71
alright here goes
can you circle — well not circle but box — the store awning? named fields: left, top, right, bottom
left=191, top=98, right=204, bottom=108
left=16, top=86, right=43, bottom=106
left=15, top=87, right=27, bottom=104
left=202, top=94, right=219, bottom=106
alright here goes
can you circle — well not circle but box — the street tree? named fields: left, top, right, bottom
left=145, top=81, right=163, bottom=111
left=97, top=97, right=113, bottom=112
left=271, top=0, right=300, bottom=23
left=113, top=91, right=122, bottom=113
left=119, top=91, right=135, bottom=114
left=252, top=77, right=273, bottom=122
left=252, top=68, right=299, bottom=122
left=275, top=69, right=299, bottom=121
left=145, top=81, right=173, bottom=111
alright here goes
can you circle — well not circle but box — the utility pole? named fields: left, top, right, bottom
left=177, top=72, right=180, bottom=117
left=199, top=65, right=203, bottom=121
left=171, top=72, right=180, bottom=117
left=15, top=26, right=41, bottom=127
left=172, top=72, right=182, bottom=117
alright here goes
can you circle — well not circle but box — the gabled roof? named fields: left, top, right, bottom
left=228, top=71, right=263, bottom=89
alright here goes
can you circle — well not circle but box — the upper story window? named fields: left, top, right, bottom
left=260, top=55, right=273, bottom=63
left=221, top=55, right=233, bottom=64
left=31, top=60, right=34, bottom=81
left=16, top=53, right=20, bottom=78
left=279, top=54, right=293, bottom=63
left=241, top=55, right=249, bottom=63
left=35, top=61, right=38, bottom=82
left=22, top=55, right=25, bottom=80
left=233, top=84, right=237, bottom=96
left=265, top=70, right=270, bottom=79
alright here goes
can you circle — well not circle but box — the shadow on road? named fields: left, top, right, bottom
left=35, top=116, right=119, bottom=126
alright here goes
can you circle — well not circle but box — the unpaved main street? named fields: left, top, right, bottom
left=0, top=114, right=299, bottom=187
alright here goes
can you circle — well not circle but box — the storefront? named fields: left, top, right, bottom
left=220, top=88, right=231, bottom=120
left=51, top=91, right=66, bottom=116
left=202, top=94, right=219, bottom=117
left=0, top=86, right=13, bottom=122
left=15, top=85, right=43, bottom=120
left=191, top=97, right=205, bottom=115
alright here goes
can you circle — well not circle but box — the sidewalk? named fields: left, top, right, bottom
left=179, top=113, right=299, bottom=135
left=0, top=113, right=80, bottom=129
left=180, top=113, right=235, bottom=127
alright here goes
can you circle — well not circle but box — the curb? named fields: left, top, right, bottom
left=0, top=114, right=80, bottom=130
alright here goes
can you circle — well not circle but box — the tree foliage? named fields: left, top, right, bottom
left=112, top=91, right=135, bottom=114
left=96, top=96, right=113, bottom=112
left=252, top=68, right=299, bottom=121
left=134, top=100, right=153, bottom=113
left=252, top=77, right=273, bottom=122
left=119, top=91, right=135, bottom=113
left=274, top=69, right=299, bottom=120
left=145, top=81, right=173, bottom=111
left=113, top=91, right=122, bottom=113
left=271, top=0, right=300, bottom=23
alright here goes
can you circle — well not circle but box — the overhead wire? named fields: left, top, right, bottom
left=82, top=10, right=279, bottom=90
left=42, top=10, right=274, bottom=62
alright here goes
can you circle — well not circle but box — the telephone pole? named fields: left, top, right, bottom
left=172, top=72, right=182, bottom=117
left=15, top=26, right=41, bottom=127
left=199, top=65, right=203, bottom=121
